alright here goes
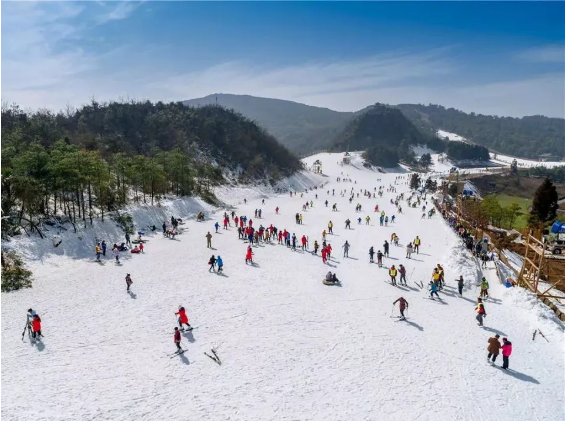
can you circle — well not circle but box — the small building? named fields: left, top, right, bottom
left=538, top=153, right=559, bottom=162
left=312, top=160, right=322, bottom=174
left=342, top=152, right=351, bottom=165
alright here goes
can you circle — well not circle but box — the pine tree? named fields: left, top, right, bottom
left=410, top=173, right=421, bottom=190
left=528, top=178, right=559, bottom=227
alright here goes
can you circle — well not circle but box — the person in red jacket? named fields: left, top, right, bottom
left=275, top=207, right=279, bottom=214
left=31, top=314, right=42, bottom=339
left=245, top=246, right=253, bottom=264
left=327, top=244, right=332, bottom=258
left=278, top=231, right=283, bottom=244
left=321, top=246, right=328, bottom=263
left=175, top=306, right=192, bottom=331
left=174, top=327, right=182, bottom=352
left=301, top=235, right=307, bottom=251
left=501, top=337, right=513, bottom=370
left=393, top=297, right=409, bottom=320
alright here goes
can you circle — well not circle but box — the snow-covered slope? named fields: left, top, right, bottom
left=2, top=154, right=563, bottom=421
left=437, top=129, right=467, bottom=142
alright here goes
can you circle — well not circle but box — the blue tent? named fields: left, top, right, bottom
left=551, top=221, right=565, bottom=234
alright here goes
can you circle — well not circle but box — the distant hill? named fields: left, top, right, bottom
left=184, top=94, right=356, bottom=155
left=331, top=104, right=441, bottom=166
left=395, top=104, right=565, bottom=160
left=184, top=94, right=564, bottom=160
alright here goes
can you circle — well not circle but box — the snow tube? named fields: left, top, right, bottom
left=131, top=249, right=141, bottom=254
left=551, top=221, right=565, bottom=234
left=323, top=279, right=336, bottom=286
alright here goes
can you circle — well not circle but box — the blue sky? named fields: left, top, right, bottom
left=2, top=1, right=564, bottom=117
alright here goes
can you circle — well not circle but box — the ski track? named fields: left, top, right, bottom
left=2, top=152, right=564, bottom=421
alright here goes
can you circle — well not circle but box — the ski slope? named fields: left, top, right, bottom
left=2, top=153, right=564, bottom=421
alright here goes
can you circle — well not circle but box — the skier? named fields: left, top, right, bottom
left=406, top=243, right=413, bottom=259
left=301, top=235, right=307, bottom=251
left=342, top=241, right=350, bottom=258
left=291, top=234, right=297, bottom=251
left=175, top=306, right=192, bottom=331
left=125, top=232, right=131, bottom=247
left=365, top=216, right=370, bottom=225
left=456, top=275, right=464, bottom=296
left=275, top=207, right=279, bottom=214
left=113, top=247, right=120, bottom=264
left=313, top=240, right=319, bottom=255
left=389, top=265, right=397, bottom=285
left=101, top=240, right=107, bottom=256
left=328, top=221, right=333, bottom=234
left=214, top=222, right=220, bottom=233
left=369, top=246, right=375, bottom=263
left=31, top=314, right=42, bottom=340
left=325, top=200, right=328, bottom=207
left=245, top=246, right=253, bottom=264
left=501, top=337, right=512, bottom=370
left=393, top=297, right=409, bottom=320
left=125, top=273, right=133, bottom=291
left=321, top=245, right=328, bottom=264
left=487, top=334, right=501, bottom=365
left=345, top=219, right=351, bottom=229
left=208, top=255, right=217, bottom=272
left=475, top=298, right=486, bottom=326
left=206, top=232, right=212, bottom=248
left=429, top=281, right=440, bottom=299
left=478, top=277, right=489, bottom=298
left=95, top=243, right=102, bottom=261
left=357, top=217, right=362, bottom=225
left=216, top=256, right=224, bottom=273
left=399, top=264, right=407, bottom=286
left=377, top=250, right=383, bottom=267
left=383, top=241, right=390, bottom=257
left=413, top=236, right=421, bottom=254
left=174, top=327, right=182, bottom=352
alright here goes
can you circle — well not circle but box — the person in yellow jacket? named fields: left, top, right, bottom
left=413, top=236, right=421, bottom=254
left=95, top=243, right=102, bottom=261
left=389, top=265, right=398, bottom=286
left=432, top=268, right=441, bottom=288
left=328, top=221, right=333, bottom=234
left=299, top=214, right=303, bottom=225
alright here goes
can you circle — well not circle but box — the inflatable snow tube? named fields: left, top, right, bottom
left=323, top=279, right=336, bottom=286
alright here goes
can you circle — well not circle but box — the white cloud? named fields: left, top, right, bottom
left=516, top=45, right=565, bottom=63
left=1, top=3, right=563, bottom=118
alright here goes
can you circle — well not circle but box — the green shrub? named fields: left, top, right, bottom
left=1, top=250, right=33, bottom=292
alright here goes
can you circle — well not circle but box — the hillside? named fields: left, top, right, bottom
left=331, top=104, right=440, bottom=166
left=1, top=101, right=301, bottom=238
left=184, top=94, right=355, bottom=155
left=2, top=152, right=563, bottom=420
left=183, top=94, right=564, bottom=160
left=396, top=104, right=565, bottom=160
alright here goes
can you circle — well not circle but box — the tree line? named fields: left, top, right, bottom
left=1, top=100, right=301, bottom=238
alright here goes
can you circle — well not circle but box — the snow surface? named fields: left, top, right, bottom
left=437, top=129, right=467, bottom=142
left=2, top=154, right=564, bottom=421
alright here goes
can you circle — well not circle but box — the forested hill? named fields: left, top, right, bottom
left=184, top=94, right=355, bottom=155
left=395, top=104, right=565, bottom=159
left=331, top=104, right=442, bottom=167
left=1, top=101, right=301, bottom=236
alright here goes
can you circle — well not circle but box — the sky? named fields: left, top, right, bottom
left=2, top=1, right=564, bottom=118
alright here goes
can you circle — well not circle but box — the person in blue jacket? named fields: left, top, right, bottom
left=429, top=281, right=440, bottom=299
left=216, top=256, right=224, bottom=273
left=214, top=222, right=220, bottom=233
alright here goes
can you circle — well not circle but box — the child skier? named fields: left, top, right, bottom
left=174, top=327, right=182, bottom=352
left=377, top=250, right=383, bottom=267
left=501, top=337, right=512, bottom=370
left=406, top=243, right=413, bottom=259
left=393, top=297, right=409, bottom=320
left=478, top=277, right=489, bottom=298
left=429, top=281, right=440, bottom=299
left=245, top=246, right=253, bottom=264
left=369, top=246, right=375, bottom=263
left=475, top=298, right=486, bottom=326
left=342, top=241, right=350, bottom=258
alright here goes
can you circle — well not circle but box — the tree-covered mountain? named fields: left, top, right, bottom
left=1, top=100, right=301, bottom=237
left=184, top=94, right=357, bottom=155
left=183, top=94, right=564, bottom=160
left=331, top=104, right=441, bottom=167
left=395, top=104, right=565, bottom=160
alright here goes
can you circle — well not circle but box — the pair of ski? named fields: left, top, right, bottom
left=532, top=329, right=549, bottom=342
left=390, top=315, right=407, bottom=322
left=204, top=349, right=221, bottom=365
left=414, top=281, right=424, bottom=289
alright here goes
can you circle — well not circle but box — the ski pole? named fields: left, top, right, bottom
left=21, top=322, right=27, bottom=341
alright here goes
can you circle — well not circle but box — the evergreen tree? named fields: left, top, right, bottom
left=528, top=178, right=559, bottom=227
left=410, top=173, right=421, bottom=190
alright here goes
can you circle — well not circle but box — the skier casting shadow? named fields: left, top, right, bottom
left=404, top=319, right=424, bottom=331
left=35, top=340, right=46, bottom=352
left=128, top=291, right=137, bottom=299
